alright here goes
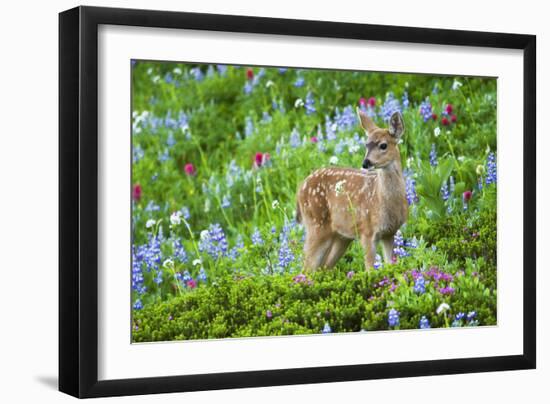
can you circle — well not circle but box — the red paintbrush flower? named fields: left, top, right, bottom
left=359, top=97, right=367, bottom=107
left=255, top=152, right=264, bottom=167
left=367, top=97, right=376, bottom=107
left=441, top=117, right=450, bottom=126
left=451, top=114, right=457, bottom=123
left=463, top=190, right=473, bottom=202
left=432, top=113, right=438, bottom=121
left=184, top=163, right=196, bottom=176
left=132, top=183, right=142, bottom=201
left=445, top=104, right=453, bottom=114
left=246, top=68, right=254, bottom=81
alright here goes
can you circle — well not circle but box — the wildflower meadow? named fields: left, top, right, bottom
left=131, top=61, right=497, bottom=341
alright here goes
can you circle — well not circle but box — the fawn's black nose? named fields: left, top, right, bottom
left=362, top=159, right=373, bottom=169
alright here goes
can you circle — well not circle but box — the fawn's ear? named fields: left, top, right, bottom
left=388, top=111, right=405, bottom=139
left=356, top=107, right=378, bottom=135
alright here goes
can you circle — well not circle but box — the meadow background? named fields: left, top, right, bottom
left=130, top=61, right=497, bottom=342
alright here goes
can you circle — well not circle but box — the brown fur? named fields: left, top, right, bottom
left=296, top=109, right=408, bottom=271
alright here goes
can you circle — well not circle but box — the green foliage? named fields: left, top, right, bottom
left=133, top=261, right=496, bottom=341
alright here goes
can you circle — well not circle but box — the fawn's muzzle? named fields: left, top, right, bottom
left=362, top=159, right=373, bottom=169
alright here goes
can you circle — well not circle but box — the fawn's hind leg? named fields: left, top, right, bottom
left=323, top=236, right=352, bottom=268
left=303, top=228, right=332, bottom=272
left=381, top=236, right=394, bottom=263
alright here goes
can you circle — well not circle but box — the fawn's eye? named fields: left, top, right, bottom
left=380, top=143, right=388, bottom=150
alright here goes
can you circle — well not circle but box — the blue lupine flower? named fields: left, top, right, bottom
left=380, top=93, right=401, bottom=122
left=289, top=128, right=301, bottom=148
left=429, top=144, right=438, bottom=167
left=441, top=180, right=450, bottom=201
left=373, top=254, right=383, bottom=270
left=393, top=230, right=408, bottom=257
left=197, top=268, right=207, bottom=283
left=172, top=239, right=187, bottom=263
left=245, top=116, right=255, bottom=137
left=334, top=139, right=346, bottom=155
left=388, top=309, right=400, bottom=327
left=133, top=299, right=143, bottom=310
left=403, top=169, right=418, bottom=205
left=243, top=82, right=254, bottom=94
left=406, top=237, right=419, bottom=249
left=164, top=72, right=173, bottom=84
left=189, top=67, right=203, bottom=81
left=414, top=277, right=426, bottom=294
left=158, top=148, right=170, bottom=162
left=166, top=132, right=176, bottom=148
left=305, top=92, right=316, bottom=115
left=419, top=316, right=430, bottom=329
left=206, top=65, right=214, bottom=77
left=485, top=152, right=497, bottom=185
left=132, top=248, right=147, bottom=294
left=455, top=312, right=465, bottom=321
left=154, top=269, right=163, bottom=284
left=322, top=322, right=332, bottom=333
left=325, top=116, right=337, bottom=141
left=228, top=235, right=244, bottom=260
left=419, top=98, right=433, bottom=122
left=294, top=77, right=305, bottom=87
left=467, top=311, right=477, bottom=321
left=251, top=228, right=264, bottom=245
left=402, top=91, right=410, bottom=109
left=334, top=106, right=357, bottom=131
left=133, top=144, right=144, bottom=163
left=449, top=176, right=455, bottom=194
left=278, top=68, right=287, bottom=74
left=198, top=223, right=228, bottom=259
left=181, top=270, right=192, bottom=284
left=180, top=206, right=190, bottom=220
left=216, top=64, right=227, bottom=76
left=221, top=194, right=231, bottom=209
left=278, top=240, right=294, bottom=271
left=261, top=111, right=272, bottom=123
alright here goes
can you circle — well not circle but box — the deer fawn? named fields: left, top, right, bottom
left=296, top=109, right=408, bottom=271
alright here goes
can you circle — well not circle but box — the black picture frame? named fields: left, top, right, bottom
left=59, top=5, right=536, bottom=398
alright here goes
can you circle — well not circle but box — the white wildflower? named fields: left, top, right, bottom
left=170, top=211, right=182, bottom=226
left=272, top=200, right=280, bottom=209
left=192, top=259, right=202, bottom=266
left=434, top=127, right=441, bottom=137
left=452, top=80, right=463, bottom=91
left=200, top=230, right=210, bottom=241
left=204, top=198, right=211, bottom=213
left=329, top=156, right=339, bottom=165
left=436, top=303, right=450, bottom=314
left=294, top=98, right=304, bottom=108
left=146, top=219, right=156, bottom=229
left=265, top=80, right=275, bottom=88
left=173, top=67, right=182, bottom=75
left=163, top=258, right=174, bottom=268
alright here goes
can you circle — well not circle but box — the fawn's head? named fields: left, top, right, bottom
left=356, top=108, right=405, bottom=171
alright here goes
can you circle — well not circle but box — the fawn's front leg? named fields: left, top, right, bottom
left=360, top=234, right=376, bottom=270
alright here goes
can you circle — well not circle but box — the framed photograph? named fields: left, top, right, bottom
left=59, top=5, right=536, bottom=398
